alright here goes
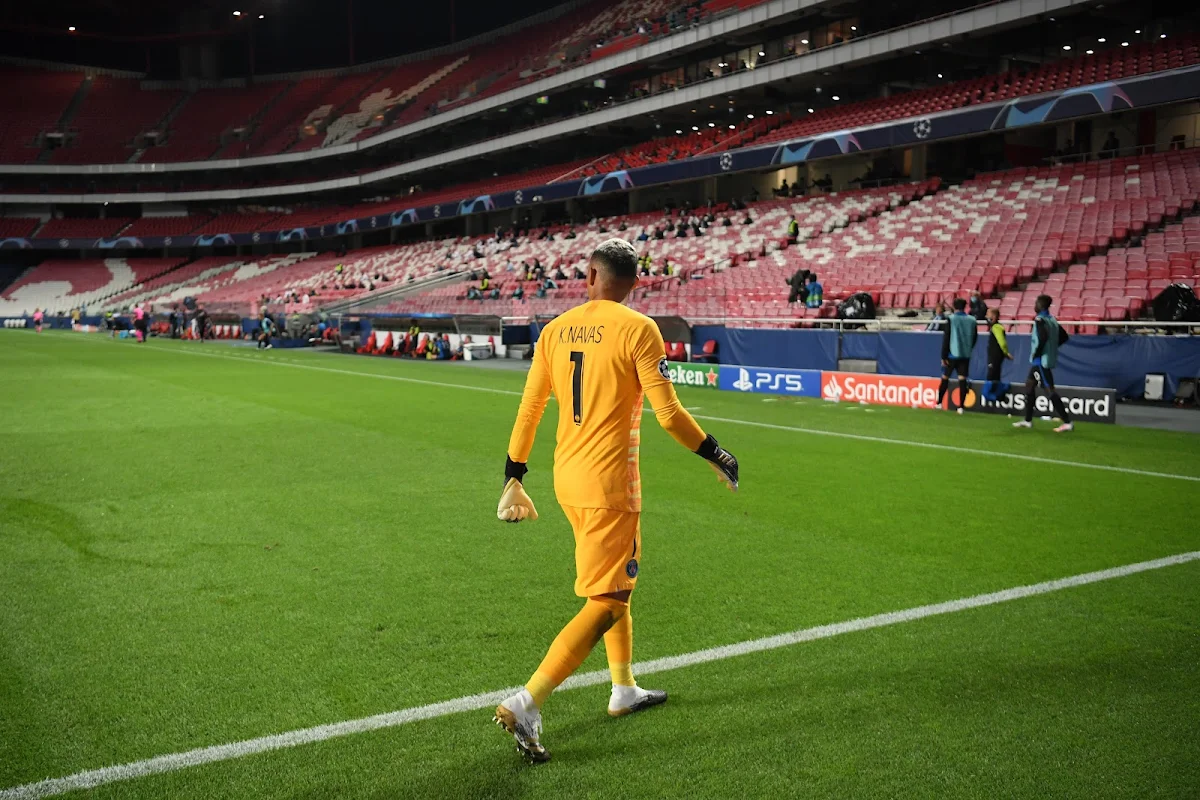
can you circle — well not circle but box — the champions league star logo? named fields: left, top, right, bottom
left=514, top=190, right=524, bottom=205
left=719, top=152, right=733, bottom=171
left=433, top=205, right=441, bottom=218
left=733, top=368, right=753, bottom=392
left=914, top=118, right=932, bottom=139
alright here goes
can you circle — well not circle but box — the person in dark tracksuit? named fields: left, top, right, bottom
left=1013, top=294, right=1073, bottom=432
left=983, top=308, right=1013, bottom=401
left=937, top=298, right=977, bottom=413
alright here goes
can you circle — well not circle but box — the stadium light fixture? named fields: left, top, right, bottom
left=1134, top=29, right=1141, bottom=34
left=746, top=113, right=754, bottom=119
left=758, top=50, right=765, bottom=56
left=831, top=95, right=840, bottom=101
left=807, top=107, right=814, bottom=113
left=68, top=25, right=76, bottom=31
left=676, top=129, right=682, bottom=134
left=729, top=124, right=736, bottom=129
left=765, top=110, right=773, bottom=115
left=937, top=72, right=943, bottom=78
left=692, top=125, right=699, bottom=130
left=1062, top=45, right=1071, bottom=50
left=1097, top=37, right=1106, bottom=42
left=800, top=38, right=808, bottom=44
left=1160, top=33, right=1166, bottom=38
left=1121, top=41, right=1129, bottom=47
left=258, top=14, right=265, bottom=19
left=233, top=10, right=241, bottom=16
left=1086, top=49, right=1094, bottom=54
left=708, top=122, right=715, bottom=127
left=815, top=86, right=821, bottom=93
left=850, top=26, right=857, bottom=31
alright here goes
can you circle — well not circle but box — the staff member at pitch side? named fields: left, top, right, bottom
left=937, top=298, right=977, bottom=413
left=1013, top=294, right=1073, bottom=433
left=983, top=308, right=1013, bottom=401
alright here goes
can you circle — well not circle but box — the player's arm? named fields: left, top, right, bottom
left=498, top=340, right=551, bottom=522
left=632, top=322, right=739, bottom=491
left=1032, top=317, right=1049, bottom=363
left=940, top=323, right=951, bottom=363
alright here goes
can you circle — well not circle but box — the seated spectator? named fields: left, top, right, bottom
left=742, top=213, right=754, bottom=225
left=573, top=265, right=587, bottom=280
left=969, top=289, right=988, bottom=320
left=805, top=273, right=824, bottom=308
left=654, top=227, right=665, bottom=240
left=466, top=286, right=483, bottom=301
left=638, top=228, right=650, bottom=241
left=565, top=228, right=577, bottom=239
left=618, top=221, right=627, bottom=231
left=488, top=287, right=501, bottom=300
left=925, top=302, right=948, bottom=331
left=512, top=284, right=525, bottom=300
left=722, top=216, right=732, bottom=227
left=785, top=215, right=800, bottom=244
left=543, top=276, right=558, bottom=291
left=552, top=266, right=567, bottom=281
left=1100, top=131, right=1120, bottom=159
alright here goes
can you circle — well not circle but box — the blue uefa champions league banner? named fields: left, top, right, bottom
left=717, top=364, right=823, bottom=397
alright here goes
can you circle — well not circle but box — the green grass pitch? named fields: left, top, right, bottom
left=1, top=330, right=1198, bottom=799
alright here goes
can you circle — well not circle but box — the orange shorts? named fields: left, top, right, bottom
left=561, top=505, right=641, bottom=597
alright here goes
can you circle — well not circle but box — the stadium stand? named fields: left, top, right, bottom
left=190, top=211, right=285, bottom=235
left=0, top=218, right=42, bottom=238
left=0, top=67, right=81, bottom=164
left=146, top=84, right=289, bottom=163
left=36, top=217, right=134, bottom=240
left=51, top=77, right=184, bottom=164
left=120, top=216, right=209, bottom=238
left=0, top=258, right=183, bottom=314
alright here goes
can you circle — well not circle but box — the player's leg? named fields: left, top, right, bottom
left=1013, top=367, right=1039, bottom=427
left=936, top=362, right=951, bottom=406
left=1042, top=368, right=1073, bottom=432
left=955, top=360, right=969, bottom=414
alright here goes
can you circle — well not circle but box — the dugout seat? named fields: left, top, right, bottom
left=373, top=332, right=393, bottom=355
left=691, top=339, right=719, bottom=363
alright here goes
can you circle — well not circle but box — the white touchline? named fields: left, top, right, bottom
left=2, top=550, right=1197, bottom=799
left=41, top=334, right=1200, bottom=484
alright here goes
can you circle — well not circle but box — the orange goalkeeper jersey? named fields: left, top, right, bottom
left=507, top=300, right=707, bottom=512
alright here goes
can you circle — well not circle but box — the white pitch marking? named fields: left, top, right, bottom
left=3, top=550, right=1197, bottom=799
left=33, top=334, right=1200, bottom=484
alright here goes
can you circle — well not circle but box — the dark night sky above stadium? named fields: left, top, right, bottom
left=0, top=0, right=566, bottom=76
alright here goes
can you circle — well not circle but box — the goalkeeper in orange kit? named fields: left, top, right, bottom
left=492, top=239, right=739, bottom=763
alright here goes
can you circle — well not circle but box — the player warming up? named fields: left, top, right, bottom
left=492, top=239, right=739, bottom=763
left=1013, top=294, right=1073, bottom=433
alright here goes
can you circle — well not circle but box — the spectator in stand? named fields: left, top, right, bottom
left=573, top=265, right=587, bottom=280
left=786, top=269, right=810, bottom=305
left=804, top=273, right=824, bottom=308
left=637, top=227, right=649, bottom=241
left=639, top=258, right=651, bottom=277
left=654, top=226, right=665, bottom=240
left=675, top=224, right=688, bottom=238
left=1099, top=131, right=1121, bottom=159
left=512, top=283, right=525, bottom=300
left=786, top=215, right=800, bottom=244
left=969, top=289, right=988, bottom=320
left=742, top=211, right=754, bottom=225
left=552, top=265, right=567, bottom=282
left=925, top=302, right=948, bottom=332
left=777, top=178, right=789, bottom=197
left=565, top=228, right=577, bottom=239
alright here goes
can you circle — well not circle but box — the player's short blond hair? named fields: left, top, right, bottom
left=591, top=238, right=638, bottom=279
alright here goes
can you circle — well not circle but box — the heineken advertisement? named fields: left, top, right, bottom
left=668, top=362, right=719, bottom=389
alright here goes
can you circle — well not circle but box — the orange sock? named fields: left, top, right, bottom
left=604, top=602, right=635, bottom=686
left=526, top=596, right=627, bottom=707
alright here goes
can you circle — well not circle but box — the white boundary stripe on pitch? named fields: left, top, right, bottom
left=41, top=335, right=1200, bottom=484
left=3, top=550, right=1198, bottom=799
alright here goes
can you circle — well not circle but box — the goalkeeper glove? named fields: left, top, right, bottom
left=497, top=457, right=538, bottom=523
left=695, top=434, right=739, bottom=492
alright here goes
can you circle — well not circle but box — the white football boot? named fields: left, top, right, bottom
left=608, top=684, right=668, bottom=717
left=494, top=689, right=549, bottom=763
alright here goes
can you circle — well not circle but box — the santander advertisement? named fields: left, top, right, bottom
left=821, top=371, right=942, bottom=408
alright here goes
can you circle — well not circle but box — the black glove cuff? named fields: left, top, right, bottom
left=505, top=456, right=528, bottom=484
left=694, top=434, right=719, bottom=459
